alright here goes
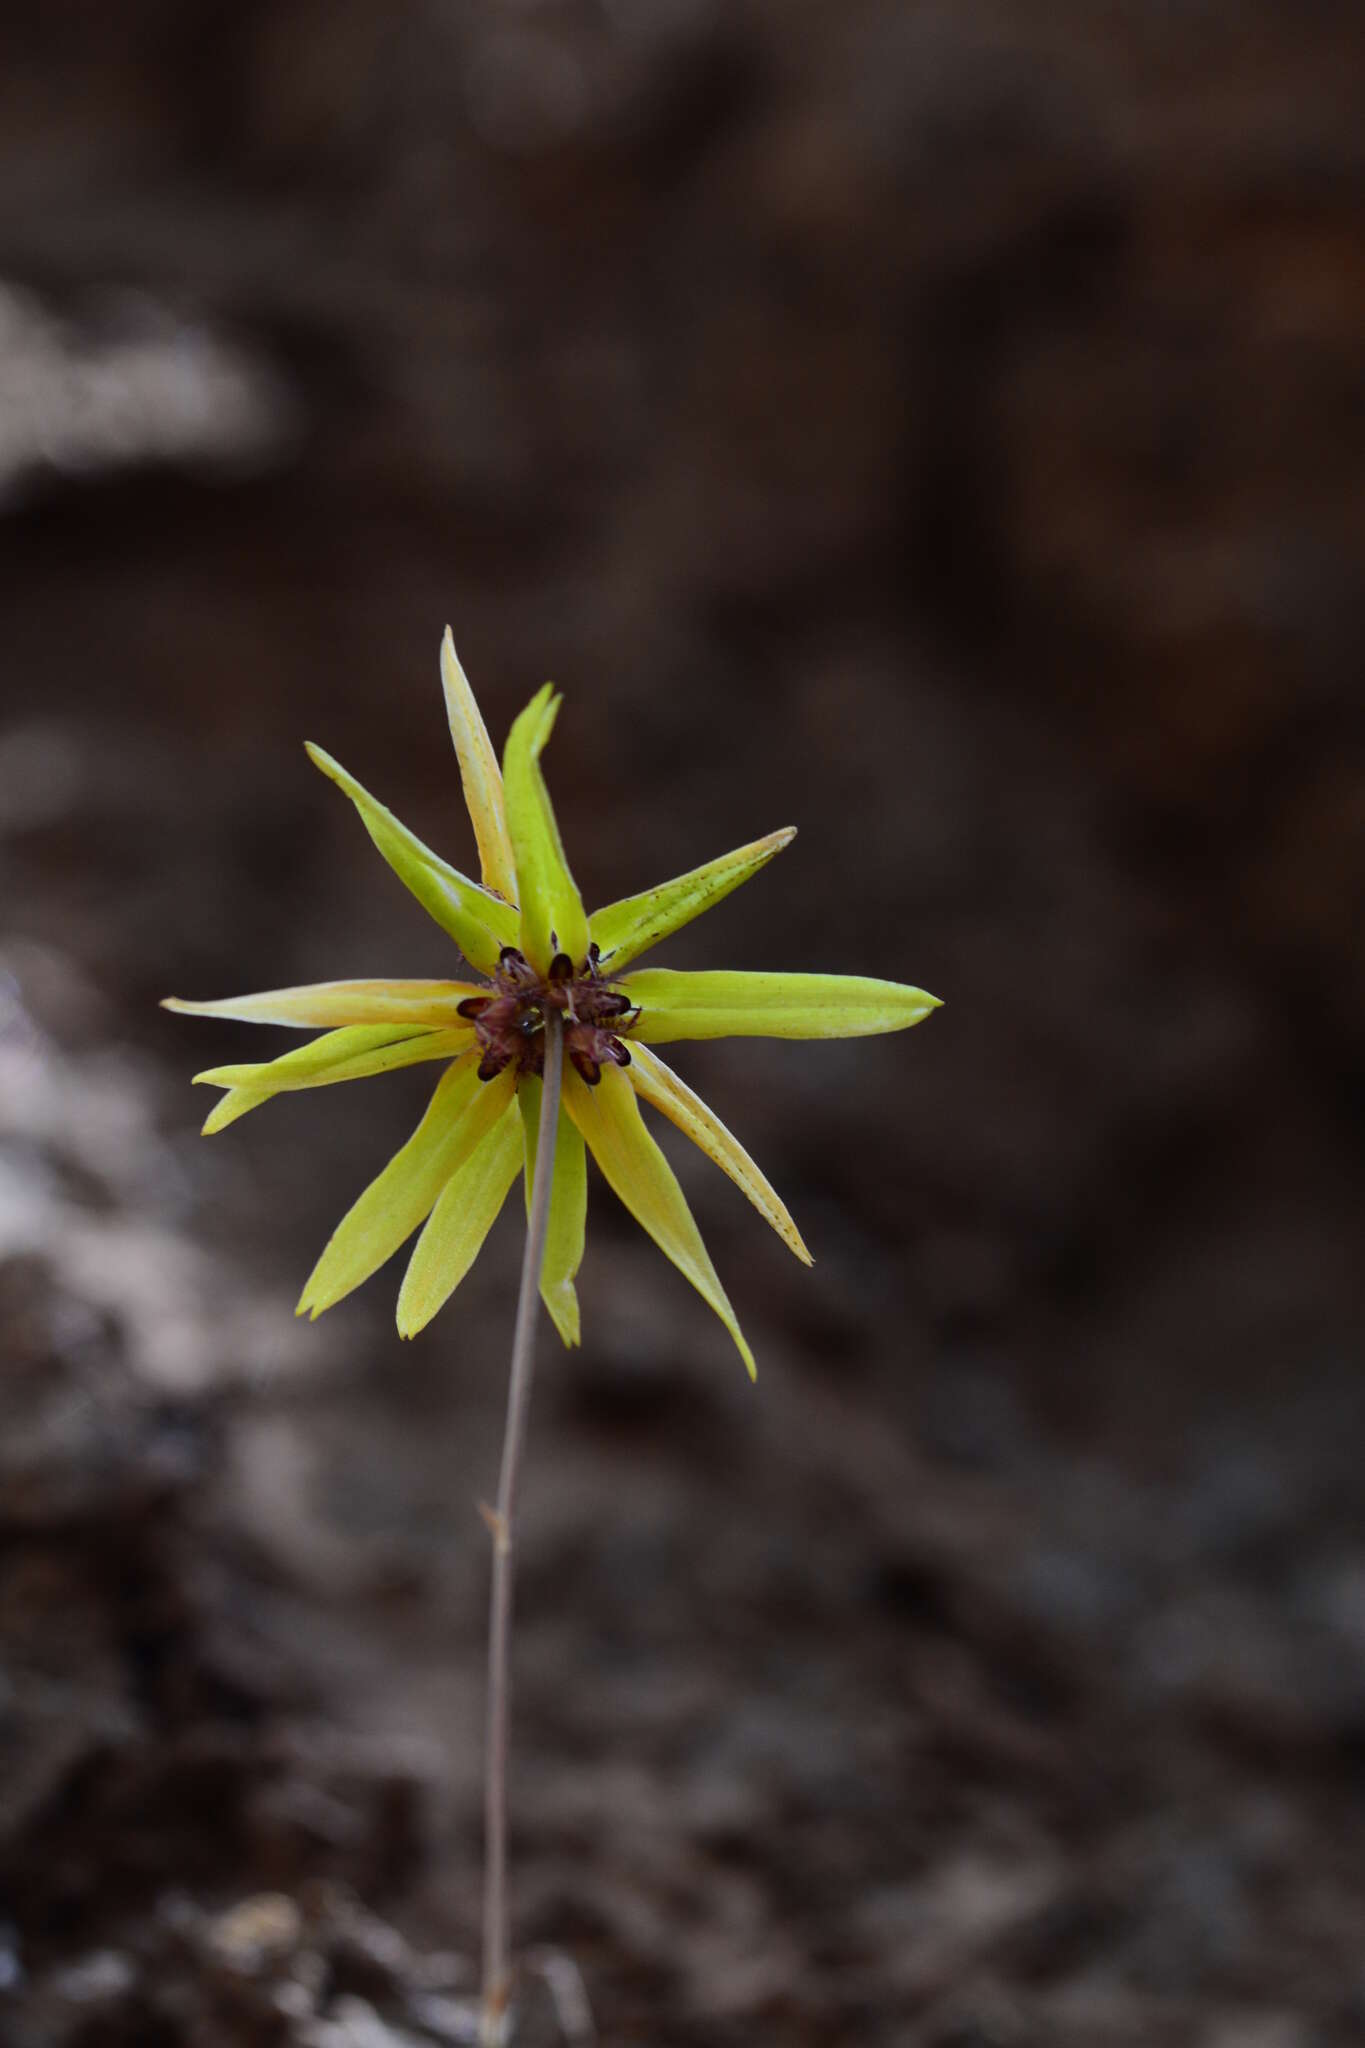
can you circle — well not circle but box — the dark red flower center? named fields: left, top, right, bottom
left=457, top=945, right=638, bottom=1087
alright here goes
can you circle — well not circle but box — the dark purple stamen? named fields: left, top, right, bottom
left=463, top=947, right=637, bottom=1086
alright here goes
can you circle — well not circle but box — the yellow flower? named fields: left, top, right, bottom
left=165, top=632, right=940, bottom=1373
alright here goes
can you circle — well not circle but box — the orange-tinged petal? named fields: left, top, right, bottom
left=306, top=744, right=517, bottom=972
left=589, top=827, right=795, bottom=972
left=164, top=980, right=484, bottom=1030
left=297, top=1054, right=515, bottom=1317
left=395, top=1100, right=523, bottom=1337
left=519, top=1080, right=587, bottom=1347
left=564, top=1065, right=754, bottom=1378
left=502, top=686, right=590, bottom=973
left=628, top=1044, right=811, bottom=1265
left=440, top=628, right=518, bottom=903
left=625, top=969, right=941, bottom=1042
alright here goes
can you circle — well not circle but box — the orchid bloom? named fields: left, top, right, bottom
left=166, top=633, right=939, bottom=1373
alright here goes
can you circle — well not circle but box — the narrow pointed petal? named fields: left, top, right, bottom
left=201, top=1086, right=266, bottom=1135
left=298, top=1055, right=516, bottom=1317
left=519, top=1079, right=587, bottom=1347
left=502, top=686, right=590, bottom=974
left=440, top=628, right=518, bottom=903
left=396, top=1102, right=523, bottom=1337
left=164, top=980, right=485, bottom=1030
left=564, top=1065, right=755, bottom=1378
left=628, top=1044, right=812, bottom=1265
left=306, top=743, right=518, bottom=972
left=194, top=1024, right=472, bottom=1131
left=625, top=969, right=942, bottom=1043
left=589, top=827, right=796, bottom=972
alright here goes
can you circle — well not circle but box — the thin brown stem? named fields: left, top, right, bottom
left=481, top=1012, right=563, bottom=2047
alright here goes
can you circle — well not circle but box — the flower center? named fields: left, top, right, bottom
left=457, top=945, right=638, bottom=1087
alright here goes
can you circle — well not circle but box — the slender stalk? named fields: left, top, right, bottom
left=481, top=1011, right=563, bottom=2047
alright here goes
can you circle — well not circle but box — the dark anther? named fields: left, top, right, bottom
left=464, top=950, right=637, bottom=1088
left=587, top=941, right=601, bottom=964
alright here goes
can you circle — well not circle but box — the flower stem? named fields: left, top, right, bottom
left=481, top=1010, right=563, bottom=2047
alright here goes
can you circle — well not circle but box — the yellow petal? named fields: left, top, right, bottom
left=563, top=1065, right=754, bottom=1378
left=519, top=1080, right=587, bottom=1347
left=298, top=1055, right=516, bottom=1317
left=502, top=686, right=590, bottom=974
left=395, top=1101, right=523, bottom=1337
left=624, top=969, right=942, bottom=1042
left=201, top=1086, right=266, bottom=1135
left=164, top=980, right=484, bottom=1029
left=628, top=1044, right=811, bottom=1265
left=193, top=1024, right=472, bottom=1133
left=440, top=628, right=519, bottom=903
left=589, top=827, right=796, bottom=972
left=195, top=1024, right=468, bottom=1090
left=306, top=743, right=517, bottom=973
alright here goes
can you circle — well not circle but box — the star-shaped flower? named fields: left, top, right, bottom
left=166, top=633, right=939, bottom=1373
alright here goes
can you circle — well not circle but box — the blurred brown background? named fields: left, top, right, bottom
left=2, top=4, right=1364, bottom=2044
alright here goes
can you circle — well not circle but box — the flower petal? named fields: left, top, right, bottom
left=502, top=686, right=590, bottom=974
left=395, top=1100, right=523, bottom=1337
left=624, top=969, right=942, bottom=1042
left=589, top=827, right=796, bottom=971
left=194, top=1024, right=472, bottom=1134
left=563, top=1065, right=754, bottom=1378
left=297, top=1054, right=516, bottom=1317
left=200, top=1086, right=266, bottom=1135
left=306, top=743, right=518, bottom=972
left=163, top=980, right=484, bottom=1029
left=628, top=1044, right=811, bottom=1265
left=440, top=628, right=519, bottom=904
left=519, top=1080, right=587, bottom=1347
